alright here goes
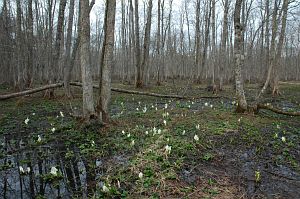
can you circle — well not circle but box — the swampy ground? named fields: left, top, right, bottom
left=0, top=82, right=300, bottom=199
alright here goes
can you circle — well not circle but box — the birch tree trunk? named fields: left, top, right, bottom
left=97, top=0, right=116, bottom=123
left=234, top=0, right=247, bottom=112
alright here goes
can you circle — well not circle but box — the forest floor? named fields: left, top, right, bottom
left=0, top=82, right=300, bottom=199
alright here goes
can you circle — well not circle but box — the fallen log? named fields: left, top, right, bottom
left=70, top=82, right=221, bottom=100
left=0, top=82, right=220, bottom=101
left=0, top=83, right=63, bottom=100
left=256, top=103, right=300, bottom=116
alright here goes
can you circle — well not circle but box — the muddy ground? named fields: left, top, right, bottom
left=0, top=82, right=299, bottom=199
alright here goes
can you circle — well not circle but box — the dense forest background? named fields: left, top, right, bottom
left=0, top=0, right=299, bottom=90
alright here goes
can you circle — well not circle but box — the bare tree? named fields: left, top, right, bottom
left=97, top=0, right=116, bottom=123
left=234, top=0, right=247, bottom=112
left=80, top=0, right=95, bottom=118
left=64, top=0, right=75, bottom=98
left=134, top=0, right=142, bottom=88
left=141, top=0, right=153, bottom=86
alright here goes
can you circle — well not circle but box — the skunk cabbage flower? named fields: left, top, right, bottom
left=194, top=134, right=199, bottom=141
left=204, top=102, right=208, bottom=107
left=19, top=166, right=25, bottom=174
left=37, top=135, right=42, bottom=142
left=163, top=120, right=167, bottom=126
left=51, top=128, right=56, bottom=133
left=102, top=185, right=110, bottom=192
left=281, top=137, right=286, bottom=142
left=157, top=129, right=162, bottom=134
left=50, top=167, right=58, bottom=176
left=24, top=118, right=29, bottom=125
left=165, top=145, right=171, bottom=154
left=139, top=172, right=143, bottom=179
left=131, top=140, right=135, bottom=146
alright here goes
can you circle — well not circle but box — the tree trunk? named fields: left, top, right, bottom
left=64, top=0, right=75, bottom=98
left=234, top=0, right=247, bottom=112
left=26, top=0, right=34, bottom=88
left=97, top=0, right=116, bottom=123
left=219, top=0, right=229, bottom=90
left=272, top=0, right=289, bottom=96
left=134, top=0, right=142, bottom=88
left=141, top=0, right=153, bottom=86
left=80, top=0, right=95, bottom=118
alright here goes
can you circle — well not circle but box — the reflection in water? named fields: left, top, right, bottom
left=0, top=135, right=99, bottom=199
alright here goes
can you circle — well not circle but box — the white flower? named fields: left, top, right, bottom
left=19, top=166, right=25, bottom=174
left=157, top=129, right=162, bottom=134
left=163, top=120, right=167, bottom=126
left=122, top=130, right=125, bottom=135
left=136, top=108, right=139, bottom=111
left=188, top=105, right=191, bottom=108
left=210, top=104, right=213, bottom=108
left=196, top=124, right=200, bottom=130
left=204, top=102, right=208, bottom=107
left=145, top=131, right=149, bottom=135
left=102, top=185, right=110, bottom=193
left=60, top=111, right=64, bottom=117
left=91, top=140, right=95, bottom=147
left=32, top=113, right=36, bottom=116
left=281, top=137, right=286, bottom=142
left=138, top=101, right=141, bottom=105
left=26, top=167, right=31, bottom=173
left=232, top=101, right=236, bottom=105
left=276, top=125, right=280, bottom=129
left=51, top=128, right=56, bottom=133
left=182, top=130, right=186, bottom=135
left=155, top=107, right=158, bottom=111
left=192, top=101, right=194, bottom=105
left=194, top=134, right=199, bottom=141
left=50, top=167, right=58, bottom=176
left=37, top=135, right=42, bottom=142
left=131, top=140, right=135, bottom=146
left=165, top=104, right=168, bottom=109
left=166, top=112, right=169, bottom=117
left=162, top=113, right=166, bottom=118
left=165, top=145, right=172, bottom=154
left=238, top=118, right=241, bottom=123
left=127, top=133, right=131, bottom=138
left=153, top=127, right=157, bottom=133
left=167, top=138, right=170, bottom=142
left=143, top=106, right=147, bottom=113
left=138, top=172, right=143, bottom=179
left=24, top=118, right=29, bottom=125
